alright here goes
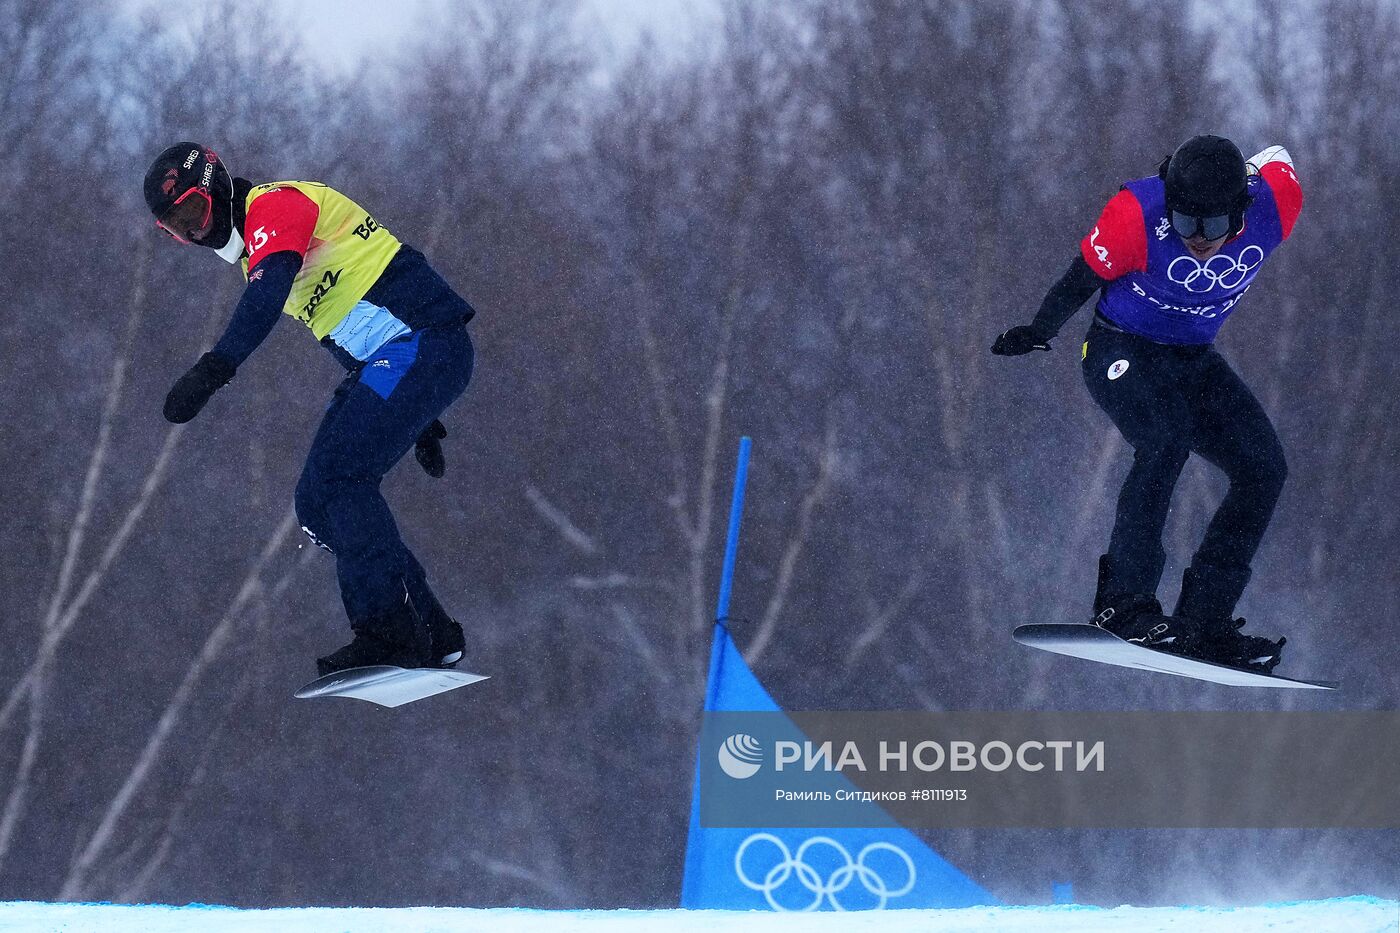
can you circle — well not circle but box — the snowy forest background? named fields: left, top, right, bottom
left=1, top=0, right=1396, bottom=910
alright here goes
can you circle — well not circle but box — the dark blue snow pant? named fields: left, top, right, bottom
left=1081, top=320, right=1287, bottom=612
left=294, top=324, right=473, bottom=629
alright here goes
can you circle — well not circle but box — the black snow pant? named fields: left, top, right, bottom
left=1081, top=319, right=1287, bottom=616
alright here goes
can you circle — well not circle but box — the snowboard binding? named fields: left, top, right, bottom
left=1175, top=617, right=1286, bottom=674
left=1090, top=557, right=1187, bottom=648
left=1093, top=595, right=1176, bottom=646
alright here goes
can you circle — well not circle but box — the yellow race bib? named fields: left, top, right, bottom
left=241, top=181, right=402, bottom=339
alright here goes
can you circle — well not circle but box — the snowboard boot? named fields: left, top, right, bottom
left=316, top=596, right=433, bottom=677
left=1172, top=565, right=1285, bottom=673
left=404, top=587, right=465, bottom=669
left=425, top=614, right=465, bottom=669
left=1091, top=555, right=1187, bottom=649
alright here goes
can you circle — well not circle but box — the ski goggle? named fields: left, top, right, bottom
left=155, top=186, right=213, bottom=244
left=1170, top=209, right=1232, bottom=242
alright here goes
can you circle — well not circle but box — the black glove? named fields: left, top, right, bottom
left=163, top=352, right=236, bottom=424
left=991, top=325, right=1052, bottom=356
left=414, top=420, right=448, bottom=478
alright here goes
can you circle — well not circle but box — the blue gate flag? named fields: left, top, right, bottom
left=680, top=438, right=994, bottom=910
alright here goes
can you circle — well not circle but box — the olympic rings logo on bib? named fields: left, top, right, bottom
left=733, top=833, right=917, bottom=911
left=1166, top=245, right=1264, bottom=293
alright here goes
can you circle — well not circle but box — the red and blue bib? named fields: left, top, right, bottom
left=1081, top=157, right=1302, bottom=344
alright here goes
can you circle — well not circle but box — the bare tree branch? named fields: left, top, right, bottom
left=59, top=510, right=298, bottom=901
left=525, top=483, right=603, bottom=556
left=846, top=564, right=927, bottom=667
left=745, top=417, right=839, bottom=665
left=0, top=661, right=47, bottom=875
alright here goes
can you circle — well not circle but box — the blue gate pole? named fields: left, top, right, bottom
left=700, top=436, right=752, bottom=712
left=683, top=436, right=753, bottom=903
left=715, top=436, right=752, bottom=624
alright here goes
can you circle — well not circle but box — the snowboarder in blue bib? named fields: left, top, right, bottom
left=992, top=135, right=1303, bottom=672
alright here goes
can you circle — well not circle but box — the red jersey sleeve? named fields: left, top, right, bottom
left=1080, top=189, right=1147, bottom=280
left=1260, top=161, right=1302, bottom=240
left=244, top=187, right=319, bottom=272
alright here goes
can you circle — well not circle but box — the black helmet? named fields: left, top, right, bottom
left=1160, top=135, right=1252, bottom=240
left=143, top=142, right=236, bottom=248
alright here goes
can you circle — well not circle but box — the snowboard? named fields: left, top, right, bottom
left=1013, top=623, right=1337, bottom=690
left=295, top=665, right=490, bottom=707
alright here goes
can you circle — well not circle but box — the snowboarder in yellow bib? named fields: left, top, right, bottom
left=145, top=142, right=475, bottom=677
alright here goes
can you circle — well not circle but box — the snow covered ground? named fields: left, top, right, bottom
left=2, top=898, right=1396, bottom=933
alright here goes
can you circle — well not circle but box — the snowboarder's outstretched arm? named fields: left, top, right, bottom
left=162, top=250, right=301, bottom=423
left=991, top=255, right=1107, bottom=355
left=1028, top=255, right=1107, bottom=338
left=992, top=187, right=1142, bottom=356
left=163, top=183, right=324, bottom=423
